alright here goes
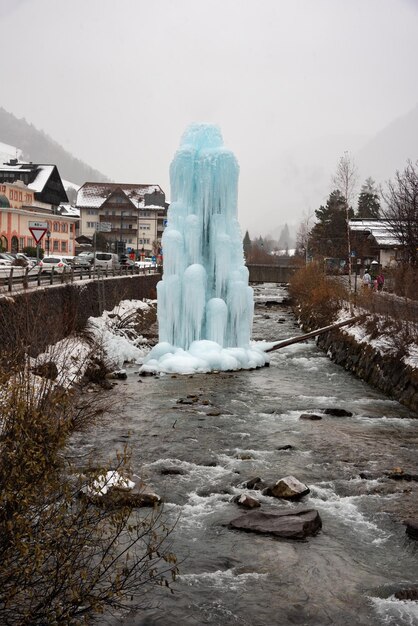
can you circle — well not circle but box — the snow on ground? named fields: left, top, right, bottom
left=32, top=299, right=155, bottom=388
left=335, top=308, right=418, bottom=370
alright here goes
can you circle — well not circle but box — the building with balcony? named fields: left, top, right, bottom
left=76, top=182, right=168, bottom=257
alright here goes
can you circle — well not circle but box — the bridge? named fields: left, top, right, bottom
left=246, top=263, right=299, bottom=284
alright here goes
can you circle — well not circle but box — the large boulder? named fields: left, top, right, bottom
left=263, top=475, right=310, bottom=500
left=229, top=508, right=322, bottom=539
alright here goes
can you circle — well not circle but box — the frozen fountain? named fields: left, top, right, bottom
left=141, top=124, right=268, bottom=374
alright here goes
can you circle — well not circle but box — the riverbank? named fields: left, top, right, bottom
left=288, top=265, right=418, bottom=414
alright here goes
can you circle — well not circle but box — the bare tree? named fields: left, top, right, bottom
left=381, top=160, right=418, bottom=267
left=295, top=209, right=314, bottom=262
left=332, top=152, right=358, bottom=291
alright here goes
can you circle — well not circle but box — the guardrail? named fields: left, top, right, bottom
left=0, top=264, right=161, bottom=294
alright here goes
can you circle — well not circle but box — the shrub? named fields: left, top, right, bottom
left=288, top=262, right=349, bottom=327
left=0, top=355, right=177, bottom=625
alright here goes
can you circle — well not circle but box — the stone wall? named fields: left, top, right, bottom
left=0, top=274, right=160, bottom=359
left=316, top=328, right=418, bottom=415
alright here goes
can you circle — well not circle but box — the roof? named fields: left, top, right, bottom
left=0, top=162, right=54, bottom=192
left=76, top=182, right=165, bottom=209
left=349, top=219, right=400, bottom=247
left=58, top=203, right=80, bottom=218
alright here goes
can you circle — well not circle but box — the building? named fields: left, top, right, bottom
left=349, top=219, right=401, bottom=268
left=76, top=182, right=167, bottom=257
left=0, top=161, right=78, bottom=255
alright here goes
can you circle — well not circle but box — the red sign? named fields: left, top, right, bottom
left=29, top=227, right=48, bottom=244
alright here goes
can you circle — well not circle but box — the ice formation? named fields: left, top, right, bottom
left=141, top=124, right=268, bottom=374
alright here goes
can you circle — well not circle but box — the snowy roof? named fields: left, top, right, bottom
left=348, top=219, right=400, bottom=247
left=27, top=165, right=54, bottom=192
left=62, top=179, right=81, bottom=192
left=77, top=182, right=165, bottom=209
left=0, top=162, right=55, bottom=193
left=58, top=203, right=80, bottom=218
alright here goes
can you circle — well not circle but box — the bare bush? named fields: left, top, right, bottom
left=0, top=354, right=177, bottom=625
left=288, top=262, right=348, bottom=327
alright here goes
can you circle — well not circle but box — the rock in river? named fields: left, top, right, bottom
left=299, top=413, right=322, bottom=421
left=404, top=519, right=418, bottom=539
left=232, top=494, right=261, bottom=509
left=229, top=507, right=322, bottom=539
left=263, top=475, right=310, bottom=500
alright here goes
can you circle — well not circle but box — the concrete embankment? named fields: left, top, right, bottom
left=0, top=274, right=159, bottom=358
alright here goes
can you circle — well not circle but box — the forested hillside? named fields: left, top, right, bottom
left=0, top=107, right=109, bottom=185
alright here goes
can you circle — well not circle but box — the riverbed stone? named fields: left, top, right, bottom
left=322, top=408, right=353, bottom=417
left=229, top=507, right=322, bottom=539
left=394, top=588, right=418, bottom=601
left=82, top=476, right=161, bottom=509
left=232, top=494, right=261, bottom=509
left=263, top=476, right=310, bottom=500
left=277, top=444, right=294, bottom=451
left=404, top=519, right=418, bottom=539
left=299, top=413, right=322, bottom=421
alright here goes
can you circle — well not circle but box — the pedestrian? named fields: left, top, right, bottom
left=377, top=271, right=385, bottom=291
left=362, top=270, right=372, bottom=289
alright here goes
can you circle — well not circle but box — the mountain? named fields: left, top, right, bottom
left=356, top=103, right=418, bottom=184
left=0, top=107, right=109, bottom=186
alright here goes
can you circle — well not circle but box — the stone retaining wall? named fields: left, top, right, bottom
left=316, top=328, right=418, bottom=415
left=0, top=274, right=160, bottom=359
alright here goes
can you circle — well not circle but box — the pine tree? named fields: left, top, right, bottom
left=356, top=178, right=380, bottom=218
left=310, top=190, right=353, bottom=258
left=243, top=230, right=251, bottom=260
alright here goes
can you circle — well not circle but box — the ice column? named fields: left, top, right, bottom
left=142, top=124, right=267, bottom=374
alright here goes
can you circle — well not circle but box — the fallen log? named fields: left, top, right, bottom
left=265, top=315, right=365, bottom=353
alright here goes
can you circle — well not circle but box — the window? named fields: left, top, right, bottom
left=61, top=241, right=67, bottom=252
left=70, top=224, right=73, bottom=232
left=53, top=240, right=59, bottom=251
left=53, top=222, right=59, bottom=232
left=139, top=224, right=150, bottom=230
left=19, top=237, right=25, bottom=249
left=61, top=223, right=67, bottom=232
left=27, top=237, right=34, bottom=247
left=87, top=209, right=98, bottom=215
left=18, top=192, right=22, bottom=201
left=87, top=221, right=98, bottom=229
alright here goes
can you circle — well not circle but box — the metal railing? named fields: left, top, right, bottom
left=0, top=264, right=161, bottom=294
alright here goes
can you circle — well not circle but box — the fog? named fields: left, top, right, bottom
left=1, top=0, right=418, bottom=236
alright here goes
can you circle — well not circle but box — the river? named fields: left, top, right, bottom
left=70, top=284, right=418, bottom=626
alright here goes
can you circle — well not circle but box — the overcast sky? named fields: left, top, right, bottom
left=1, top=0, right=418, bottom=237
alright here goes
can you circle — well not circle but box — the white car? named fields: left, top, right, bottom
left=38, top=256, right=72, bottom=274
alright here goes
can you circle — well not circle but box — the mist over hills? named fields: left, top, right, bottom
left=0, top=107, right=109, bottom=186
left=356, top=103, right=418, bottom=184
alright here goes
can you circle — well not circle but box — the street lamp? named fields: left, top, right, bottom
left=136, top=198, right=140, bottom=260
left=46, top=230, right=51, bottom=256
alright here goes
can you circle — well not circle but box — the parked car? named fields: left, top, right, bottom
left=93, top=252, right=120, bottom=269
left=38, top=256, right=72, bottom=274
left=73, top=255, right=92, bottom=268
left=0, top=252, right=15, bottom=265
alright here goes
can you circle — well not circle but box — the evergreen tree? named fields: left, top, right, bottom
left=356, top=178, right=380, bottom=218
left=278, top=224, right=290, bottom=250
left=243, top=230, right=251, bottom=260
left=310, top=190, right=353, bottom=258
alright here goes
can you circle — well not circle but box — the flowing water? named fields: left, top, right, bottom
left=70, top=284, right=418, bottom=626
